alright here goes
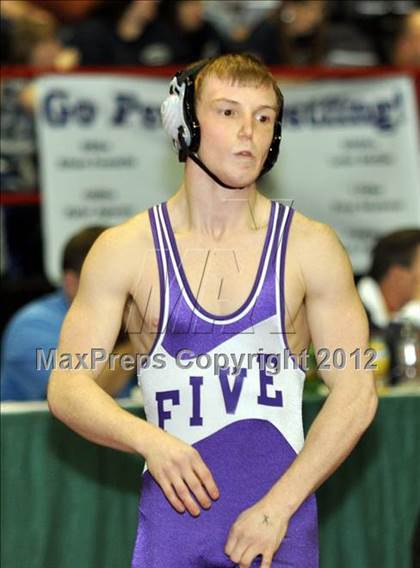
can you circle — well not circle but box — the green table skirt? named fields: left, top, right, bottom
left=1, top=395, right=419, bottom=568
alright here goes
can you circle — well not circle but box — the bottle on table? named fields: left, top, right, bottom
left=393, top=319, right=420, bottom=384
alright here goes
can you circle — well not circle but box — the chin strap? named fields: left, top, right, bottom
left=188, top=152, right=247, bottom=190
left=178, top=127, right=246, bottom=190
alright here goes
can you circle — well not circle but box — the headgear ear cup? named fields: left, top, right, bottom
left=160, top=69, right=203, bottom=161
left=260, top=102, right=283, bottom=177
left=161, top=79, right=191, bottom=151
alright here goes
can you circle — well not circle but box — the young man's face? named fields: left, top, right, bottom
left=195, top=74, right=278, bottom=189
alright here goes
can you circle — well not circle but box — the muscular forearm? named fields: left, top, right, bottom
left=266, top=378, right=378, bottom=517
left=95, top=340, right=134, bottom=397
left=47, top=370, right=158, bottom=456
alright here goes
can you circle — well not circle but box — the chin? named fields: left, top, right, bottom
left=215, top=166, right=259, bottom=190
left=225, top=173, right=257, bottom=189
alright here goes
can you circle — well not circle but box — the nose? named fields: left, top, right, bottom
left=238, top=113, right=254, bottom=139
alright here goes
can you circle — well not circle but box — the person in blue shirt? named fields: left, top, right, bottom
left=1, top=226, right=136, bottom=401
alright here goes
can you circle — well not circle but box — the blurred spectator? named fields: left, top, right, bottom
left=327, top=0, right=418, bottom=65
left=29, top=0, right=102, bottom=24
left=237, top=0, right=329, bottom=65
left=358, top=229, right=420, bottom=330
left=202, top=0, right=280, bottom=44
left=1, top=226, right=136, bottom=401
left=158, top=0, right=227, bottom=63
left=389, top=9, right=420, bottom=66
left=1, top=0, right=54, bottom=64
left=324, top=22, right=380, bottom=66
left=0, top=0, right=56, bottom=28
left=0, top=0, right=79, bottom=69
left=66, top=0, right=226, bottom=66
left=8, top=15, right=79, bottom=69
left=65, top=0, right=173, bottom=66
left=237, top=0, right=379, bottom=66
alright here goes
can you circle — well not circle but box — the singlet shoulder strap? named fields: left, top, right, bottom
left=148, top=204, right=166, bottom=281
left=149, top=202, right=181, bottom=281
left=146, top=204, right=170, bottom=346
left=275, top=203, right=296, bottom=339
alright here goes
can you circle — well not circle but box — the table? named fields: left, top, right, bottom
left=1, top=393, right=419, bottom=568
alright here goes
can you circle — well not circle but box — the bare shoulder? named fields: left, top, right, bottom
left=289, top=210, right=342, bottom=253
left=288, top=209, right=353, bottom=294
left=289, top=209, right=348, bottom=263
left=92, top=209, right=152, bottom=254
left=79, top=208, right=155, bottom=294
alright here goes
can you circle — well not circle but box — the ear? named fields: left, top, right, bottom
left=389, top=264, right=411, bottom=281
left=62, top=270, right=80, bottom=302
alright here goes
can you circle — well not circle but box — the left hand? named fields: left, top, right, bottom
left=224, top=497, right=289, bottom=567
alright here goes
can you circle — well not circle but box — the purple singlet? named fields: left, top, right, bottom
left=131, top=200, right=319, bottom=567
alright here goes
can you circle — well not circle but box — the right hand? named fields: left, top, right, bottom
left=143, top=428, right=220, bottom=517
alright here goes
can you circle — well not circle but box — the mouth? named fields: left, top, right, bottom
left=235, top=151, right=254, bottom=158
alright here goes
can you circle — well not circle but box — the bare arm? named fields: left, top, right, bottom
left=95, top=338, right=135, bottom=397
left=47, top=227, right=157, bottom=455
left=225, top=220, right=378, bottom=567
left=266, top=222, right=378, bottom=514
left=48, top=224, right=219, bottom=513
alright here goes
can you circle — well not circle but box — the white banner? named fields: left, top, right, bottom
left=271, top=76, right=420, bottom=272
left=36, top=74, right=420, bottom=281
left=35, top=74, right=181, bottom=283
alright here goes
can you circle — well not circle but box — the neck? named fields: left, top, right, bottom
left=168, top=163, right=269, bottom=240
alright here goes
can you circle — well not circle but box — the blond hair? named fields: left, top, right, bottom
left=193, top=54, right=283, bottom=115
